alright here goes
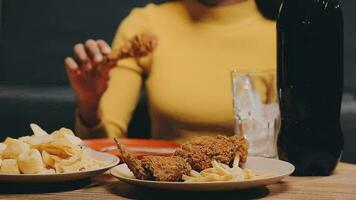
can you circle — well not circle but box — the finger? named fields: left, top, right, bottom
left=64, top=57, right=80, bottom=78
left=96, top=39, right=112, bottom=55
left=85, top=39, right=103, bottom=63
left=74, top=43, right=94, bottom=71
left=65, top=57, right=79, bottom=72
left=74, top=43, right=89, bottom=63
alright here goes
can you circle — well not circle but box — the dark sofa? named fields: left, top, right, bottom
left=0, top=0, right=355, bottom=163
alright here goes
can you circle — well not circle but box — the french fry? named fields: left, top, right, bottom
left=232, top=156, right=240, bottom=169
left=190, top=170, right=201, bottom=177
left=183, top=156, right=275, bottom=182
left=212, top=160, right=231, bottom=175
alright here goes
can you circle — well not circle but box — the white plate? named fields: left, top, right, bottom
left=111, top=156, right=294, bottom=191
left=0, top=150, right=120, bottom=183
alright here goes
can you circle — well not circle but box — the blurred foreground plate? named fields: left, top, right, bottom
left=111, top=156, right=294, bottom=191
left=0, top=150, right=119, bottom=183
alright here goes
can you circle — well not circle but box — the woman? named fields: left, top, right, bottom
left=64, top=0, right=282, bottom=141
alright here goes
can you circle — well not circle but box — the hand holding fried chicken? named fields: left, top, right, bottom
left=64, top=33, right=157, bottom=127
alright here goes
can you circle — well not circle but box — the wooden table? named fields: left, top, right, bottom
left=1, top=162, right=356, bottom=200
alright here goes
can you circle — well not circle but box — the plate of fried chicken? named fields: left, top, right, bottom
left=111, top=135, right=294, bottom=191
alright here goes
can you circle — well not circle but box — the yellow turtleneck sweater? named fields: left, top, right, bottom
left=76, top=0, right=276, bottom=141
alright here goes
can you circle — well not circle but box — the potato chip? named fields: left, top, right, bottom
left=18, top=149, right=45, bottom=174
left=0, top=159, right=20, bottom=174
left=18, top=136, right=31, bottom=143
left=2, top=138, right=30, bottom=159
left=0, top=143, right=7, bottom=158
left=55, top=155, right=83, bottom=173
left=30, top=123, right=49, bottom=136
left=39, top=168, right=55, bottom=174
left=41, top=150, right=55, bottom=168
left=52, top=127, right=75, bottom=136
left=58, top=155, right=81, bottom=166
left=4, top=137, right=16, bottom=145
left=81, top=155, right=105, bottom=170
left=0, top=124, right=107, bottom=175
left=38, top=143, right=79, bottom=159
left=54, top=162, right=62, bottom=173
left=25, top=135, right=53, bottom=147
left=44, top=151, right=81, bottom=173
left=49, top=154, right=63, bottom=162
left=0, top=143, right=6, bottom=150
left=38, top=145, right=70, bottom=159
left=52, top=128, right=82, bottom=146
left=59, top=161, right=84, bottom=173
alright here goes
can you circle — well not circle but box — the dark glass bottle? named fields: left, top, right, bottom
left=277, top=0, right=344, bottom=176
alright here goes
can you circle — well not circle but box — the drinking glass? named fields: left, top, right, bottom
left=231, top=68, right=280, bottom=158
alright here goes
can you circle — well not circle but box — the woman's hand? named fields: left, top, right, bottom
left=65, top=39, right=115, bottom=127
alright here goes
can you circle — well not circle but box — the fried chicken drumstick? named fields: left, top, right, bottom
left=115, top=135, right=248, bottom=182
left=106, top=32, right=157, bottom=65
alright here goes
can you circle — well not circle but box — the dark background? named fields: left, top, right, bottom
left=0, top=0, right=165, bottom=140
left=0, top=0, right=355, bottom=163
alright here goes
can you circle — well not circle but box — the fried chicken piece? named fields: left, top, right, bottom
left=107, top=32, right=157, bottom=62
left=141, top=156, right=191, bottom=182
left=115, top=139, right=191, bottom=182
left=174, top=135, right=248, bottom=172
left=118, top=144, right=148, bottom=180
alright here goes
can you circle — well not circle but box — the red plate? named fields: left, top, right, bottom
left=84, top=138, right=180, bottom=158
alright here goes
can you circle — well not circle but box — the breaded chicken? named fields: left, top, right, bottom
left=141, top=156, right=191, bottom=181
left=116, top=140, right=191, bottom=181
left=115, top=135, right=248, bottom=181
left=107, top=32, right=157, bottom=61
left=174, top=135, right=248, bottom=171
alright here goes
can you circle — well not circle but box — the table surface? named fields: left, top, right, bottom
left=1, top=162, right=356, bottom=200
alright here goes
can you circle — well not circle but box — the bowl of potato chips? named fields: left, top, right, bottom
left=0, top=124, right=119, bottom=183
